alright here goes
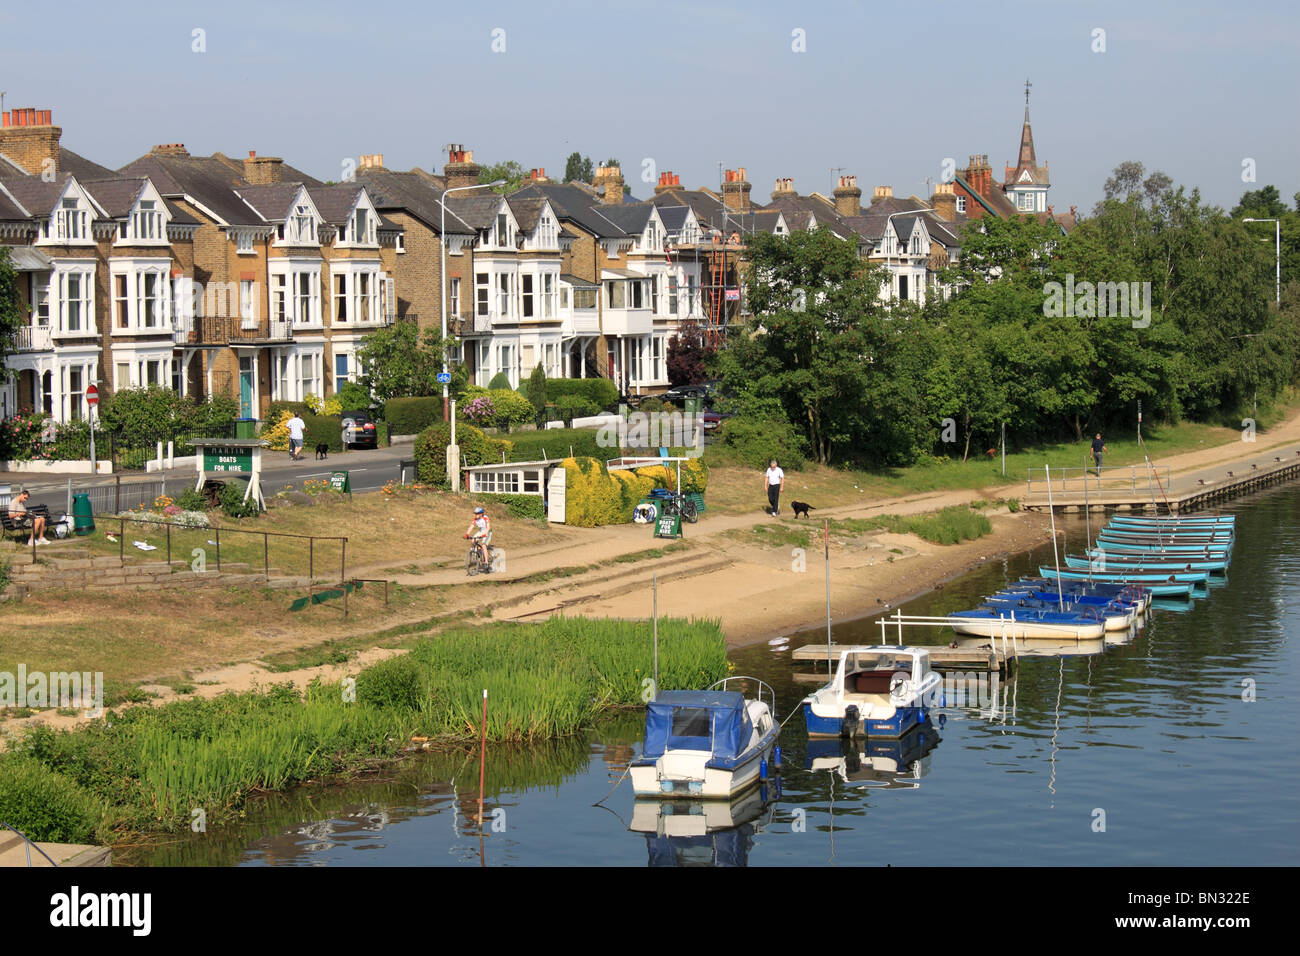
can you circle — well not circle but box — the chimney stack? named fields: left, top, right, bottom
left=244, top=149, right=285, bottom=185
left=871, top=185, right=894, bottom=205
left=930, top=181, right=957, bottom=221
left=771, top=177, right=796, bottom=200
left=0, top=107, right=62, bottom=177
left=721, top=167, right=751, bottom=211
left=593, top=162, right=625, bottom=204
left=963, top=154, right=993, bottom=198
left=654, top=171, right=682, bottom=195
left=528, top=167, right=548, bottom=183
left=833, top=175, right=862, bottom=217
left=444, top=145, right=482, bottom=190
left=150, top=143, right=190, bottom=157
left=359, top=153, right=384, bottom=170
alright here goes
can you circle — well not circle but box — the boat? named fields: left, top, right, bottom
left=804, top=725, right=940, bottom=789
left=981, top=595, right=1136, bottom=631
left=950, top=607, right=1107, bottom=639
left=1070, top=552, right=1229, bottom=573
left=1039, top=565, right=1209, bottom=585
left=630, top=678, right=780, bottom=799
left=1034, top=568, right=1196, bottom=596
left=1090, top=540, right=1232, bottom=557
left=1098, top=529, right=1233, bottom=545
left=802, top=645, right=941, bottom=738
left=1109, top=515, right=1234, bottom=527
left=1010, top=578, right=1153, bottom=610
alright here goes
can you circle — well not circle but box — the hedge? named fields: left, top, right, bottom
left=461, top=387, right=535, bottom=430
left=0, top=754, right=103, bottom=844
left=504, top=428, right=605, bottom=462
left=263, top=408, right=345, bottom=453
left=415, top=422, right=509, bottom=484
left=474, top=493, right=547, bottom=521
left=386, top=397, right=442, bottom=436
left=546, top=378, right=619, bottom=411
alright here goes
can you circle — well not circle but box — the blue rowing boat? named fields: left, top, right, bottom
left=1036, top=568, right=1197, bottom=596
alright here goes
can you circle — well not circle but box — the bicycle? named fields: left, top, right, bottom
left=656, top=491, right=698, bottom=523
left=464, top=535, right=498, bottom=575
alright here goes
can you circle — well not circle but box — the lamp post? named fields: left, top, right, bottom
left=439, top=179, right=506, bottom=421
left=1242, top=218, right=1281, bottom=304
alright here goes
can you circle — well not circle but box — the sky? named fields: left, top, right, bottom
left=2, top=0, right=1296, bottom=213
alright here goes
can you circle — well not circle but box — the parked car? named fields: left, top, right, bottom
left=701, top=410, right=734, bottom=432
left=664, top=383, right=711, bottom=403
left=341, top=410, right=378, bottom=449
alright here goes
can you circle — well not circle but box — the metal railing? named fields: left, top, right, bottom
left=0, top=821, right=59, bottom=867
left=1025, top=464, right=1172, bottom=495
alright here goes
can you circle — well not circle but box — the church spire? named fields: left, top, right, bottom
left=1018, top=78, right=1037, bottom=171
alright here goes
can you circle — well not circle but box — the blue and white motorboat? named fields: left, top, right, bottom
left=950, top=606, right=1107, bottom=639
left=630, top=678, right=780, bottom=799
left=805, top=725, right=941, bottom=789
left=802, top=645, right=940, bottom=738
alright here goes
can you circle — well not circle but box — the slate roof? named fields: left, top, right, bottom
left=118, top=153, right=265, bottom=225
left=655, top=205, right=691, bottom=234
left=234, top=183, right=305, bottom=223
left=307, top=183, right=364, bottom=225
left=0, top=189, right=27, bottom=220
left=0, top=175, right=72, bottom=217
left=509, top=183, right=627, bottom=238
left=79, top=178, right=148, bottom=218
left=353, top=167, right=474, bottom=233
left=505, top=196, right=546, bottom=232
left=591, top=202, right=654, bottom=234
left=446, top=194, right=503, bottom=230
left=59, top=148, right=116, bottom=181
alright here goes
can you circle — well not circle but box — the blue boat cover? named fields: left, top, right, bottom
left=643, top=690, right=752, bottom=760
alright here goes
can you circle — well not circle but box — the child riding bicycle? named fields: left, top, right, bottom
left=464, top=506, right=493, bottom=571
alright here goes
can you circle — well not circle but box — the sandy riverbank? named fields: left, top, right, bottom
left=558, top=509, right=1058, bottom=647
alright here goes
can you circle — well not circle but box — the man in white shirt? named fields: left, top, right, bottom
left=287, top=413, right=306, bottom=461
left=764, top=459, right=785, bottom=516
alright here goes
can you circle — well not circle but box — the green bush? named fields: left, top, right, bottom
left=301, top=411, right=344, bottom=453
left=386, top=397, right=442, bottom=436
left=415, top=422, right=507, bottom=484
left=475, top=493, right=547, bottom=521
left=334, top=381, right=373, bottom=414
left=555, top=394, right=600, bottom=421
left=715, top=416, right=807, bottom=470
left=0, top=753, right=102, bottom=844
left=546, top=378, right=619, bottom=411
left=462, top=387, right=536, bottom=431
left=221, top=479, right=262, bottom=518
left=175, top=489, right=208, bottom=512
left=265, top=401, right=311, bottom=428
left=487, top=372, right=512, bottom=390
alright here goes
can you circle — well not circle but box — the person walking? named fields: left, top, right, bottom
left=287, top=413, right=306, bottom=461
left=1091, top=433, right=1106, bottom=477
left=764, top=459, right=785, bottom=516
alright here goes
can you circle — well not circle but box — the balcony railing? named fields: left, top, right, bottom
left=266, top=318, right=293, bottom=341
left=569, top=309, right=600, bottom=334
left=13, top=325, right=53, bottom=351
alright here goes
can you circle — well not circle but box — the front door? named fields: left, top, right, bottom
left=239, top=356, right=254, bottom=418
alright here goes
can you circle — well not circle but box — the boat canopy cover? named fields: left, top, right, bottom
left=643, top=690, right=752, bottom=760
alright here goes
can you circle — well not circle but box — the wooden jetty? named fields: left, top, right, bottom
left=1022, top=446, right=1300, bottom=513
left=792, top=642, right=1008, bottom=673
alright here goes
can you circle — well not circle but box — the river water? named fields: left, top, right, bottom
left=120, top=484, right=1300, bottom=866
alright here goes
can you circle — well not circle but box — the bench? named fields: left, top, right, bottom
left=2, top=503, right=67, bottom=542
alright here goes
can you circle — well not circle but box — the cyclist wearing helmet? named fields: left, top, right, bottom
left=464, top=506, right=493, bottom=570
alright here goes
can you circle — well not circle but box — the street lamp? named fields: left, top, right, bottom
left=439, top=179, right=507, bottom=421
left=1242, top=218, right=1281, bottom=304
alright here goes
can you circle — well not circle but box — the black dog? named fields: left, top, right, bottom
left=791, top=500, right=815, bottom=518
left=315, top=443, right=329, bottom=460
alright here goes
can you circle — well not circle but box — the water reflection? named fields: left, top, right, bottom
left=113, top=483, right=1299, bottom=867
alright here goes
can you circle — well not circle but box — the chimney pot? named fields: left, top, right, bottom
left=249, top=150, right=256, bottom=158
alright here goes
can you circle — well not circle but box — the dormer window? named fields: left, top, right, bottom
left=132, top=199, right=161, bottom=241
left=57, top=198, right=86, bottom=241
left=350, top=207, right=373, bottom=244
left=290, top=204, right=315, bottom=243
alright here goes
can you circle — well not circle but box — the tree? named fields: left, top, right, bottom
left=0, top=248, right=25, bottom=381
left=524, top=363, right=548, bottom=416
left=564, top=152, right=594, bottom=184
left=479, top=160, right=528, bottom=194
left=716, top=229, right=912, bottom=466
left=1231, top=185, right=1288, bottom=219
left=356, top=321, right=449, bottom=403
left=667, top=321, right=714, bottom=386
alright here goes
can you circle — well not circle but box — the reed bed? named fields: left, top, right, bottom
left=6, top=617, right=727, bottom=838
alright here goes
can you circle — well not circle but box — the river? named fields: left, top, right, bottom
left=118, top=483, right=1300, bottom=866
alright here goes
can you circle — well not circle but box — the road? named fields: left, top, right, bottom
left=12, top=442, right=418, bottom=500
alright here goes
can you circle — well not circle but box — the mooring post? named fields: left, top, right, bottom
left=264, top=533, right=268, bottom=577
left=309, top=538, right=314, bottom=579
